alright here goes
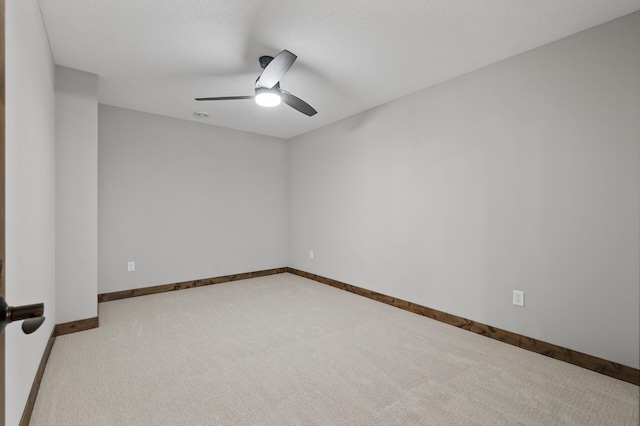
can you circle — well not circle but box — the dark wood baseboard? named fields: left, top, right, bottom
left=55, top=316, right=99, bottom=336
left=20, top=318, right=99, bottom=424
left=19, top=327, right=56, bottom=426
left=286, top=267, right=640, bottom=386
left=98, top=267, right=288, bottom=303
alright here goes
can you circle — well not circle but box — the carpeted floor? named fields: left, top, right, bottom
left=30, top=273, right=639, bottom=425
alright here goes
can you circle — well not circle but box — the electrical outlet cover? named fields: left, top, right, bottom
left=513, top=290, right=524, bottom=307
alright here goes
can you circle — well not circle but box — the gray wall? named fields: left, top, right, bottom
left=55, top=66, right=99, bottom=324
left=98, top=106, right=289, bottom=293
left=6, top=0, right=57, bottom=424
left=289, top=12, right=640, bottom=369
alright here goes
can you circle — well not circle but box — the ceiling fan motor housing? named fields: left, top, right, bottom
left=259, top=55, right=274, bottom=69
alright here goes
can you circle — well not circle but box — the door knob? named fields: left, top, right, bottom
left=0, top=297, right=46, bottom=335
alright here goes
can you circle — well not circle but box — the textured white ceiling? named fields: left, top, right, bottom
left=38, top=0, right=640, bottom=139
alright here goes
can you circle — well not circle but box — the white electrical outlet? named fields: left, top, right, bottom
left=127, top=261, right=135, bottom=272
left=309, top=250, right=314, bottom=260
left=513, top=290, right=525, bottom=307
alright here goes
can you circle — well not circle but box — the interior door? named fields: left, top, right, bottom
left=0, top=0, right=5, bottom=426
left=1, top=0, right=6, bottom=423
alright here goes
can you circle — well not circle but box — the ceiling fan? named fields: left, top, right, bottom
left=195, top=50, right=317, bottom=116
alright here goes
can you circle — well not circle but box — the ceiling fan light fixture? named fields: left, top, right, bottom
left=255, top=88, right=281, bottom=107
left=196, top=50, right=315, bottom=116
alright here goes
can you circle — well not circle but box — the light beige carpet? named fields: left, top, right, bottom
left=30, top=273, right=638, bottom=425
